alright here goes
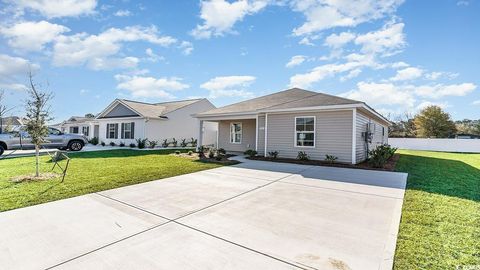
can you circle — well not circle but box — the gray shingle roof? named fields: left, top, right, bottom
left=120, top=99, right=204, bottom=118
left=196, top=88, right=362, bottom=116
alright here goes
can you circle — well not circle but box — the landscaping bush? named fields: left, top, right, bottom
left=109, top=141, right=116, bottom=147
left=119, top=141, right=125, bottom=147
left=188, top=150, right=193, bottom=156
left=244, top=149, right=257, bottom=158
left=136, top=138, right=148, bottom=149
left=175, top=150, right=181, bottom=155
left=208, top=148, right=215, bottom=159
left=368, top=144, right=397, bottom=168
left=171, top=138, right=178, bottom=147
left=161, top=139, right=168, bottom=148
left=215, top=153, right=224, bottom=161
left=297, top=151, right=309, bottom=161
left=325, top=154, right=338, bottom=164
left=197, top=146, right=206, bottom=158
left=100, top=141, right=105, bottom=146
left=88, top=137, right=99, bottom=145
left=180, top=138, right=187, bottom=147
left=268, top=151, right=279, bottom=159
left=190, top=137, right=197, bottom=147
left=217, top=148, right=226, bottom=155
left=129, top=143, right=136, bottom=148
left=148, top=140, right=158, bottom=149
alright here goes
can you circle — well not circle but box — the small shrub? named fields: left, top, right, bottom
left=325, top=154, right=338, bottom=164
left=297, top=151, right=309, bottom=161
left=161, top=139, right=169, bottom=148
left=175, top=150, right=181, bottom=155
left=171, top=138, right=178, bottom=147
left=149, top=140, right=158, bottom=149
left=136, top=138, right=148, bottom=149
left=244, top=149, right=257, bottom=158
left=215, top=153, right=224, bottom=161
left=190, top=137, right=198, bottom=147
left=208, top=148, right=215, bottom=159
left=180, top=138, right=187, bottom=147
left=268, top=151, right=279, bottom=159
left=197, top=146, right=206, bottom=158
left=100, top=141, right=105, bottom=147
left=119, top=141, right=125, bottom=147
left=129, top=143, right=136, bottom=148
left=188, top=150, right=193, bottom=156
left=109, top=141, right=116, bottom=147
left=368, top=144, right=397, bottom=168
left=88, top=137, right=99, bottom=145
left=217, top=148, right=226, bottom=155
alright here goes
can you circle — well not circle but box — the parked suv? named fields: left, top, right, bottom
left=0, top=127, right=88, bottom=156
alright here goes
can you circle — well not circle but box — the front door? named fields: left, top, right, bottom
left=94, top=125, right=99, bottom=138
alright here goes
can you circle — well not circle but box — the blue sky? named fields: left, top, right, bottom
left=0, top=0, right=479, bottom=122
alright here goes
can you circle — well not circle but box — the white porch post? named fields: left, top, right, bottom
left=352, top=108, right=357, bottom=165
left=255, top=114, right=258, bottom=151
left=197, top=120, right=204, bottom=151
left=264, top=113, right=268, bottom=157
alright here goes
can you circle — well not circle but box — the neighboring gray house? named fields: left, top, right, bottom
left=95, top=98, right=217, bottom=145
left=0, top=116, right=24, bottom=133
left=195, top=88, right=390, bottom=164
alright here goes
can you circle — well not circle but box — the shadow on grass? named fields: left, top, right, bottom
left=395, top=153, right=480, bottom=202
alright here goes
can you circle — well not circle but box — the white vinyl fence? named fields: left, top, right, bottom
left=389, top=138, right=480, bottom=153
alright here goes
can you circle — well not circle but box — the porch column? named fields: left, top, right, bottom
left=197, top=120, right=204, bottom=151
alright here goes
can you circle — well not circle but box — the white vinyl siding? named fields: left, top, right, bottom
left=257, top=115, right=265, bottom=155
left=230, top=123, right=242, bottom=144
left=217, top=119, right=256, bottom=152
left=355, top=111, right=389, bottom=163
left=266, top=110, right=353, bottom=163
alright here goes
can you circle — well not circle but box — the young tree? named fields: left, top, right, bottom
left=414, top=105, right=456, bottom=138
left=84, top=113, right=95, bottom=118
left=24, top=73, right=53, bottom=177
left=0, top=90, right=13, bottom=134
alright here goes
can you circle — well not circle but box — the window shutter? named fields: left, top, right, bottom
left=106, top=124, right=109, bottom=138
left=121, top=123, right=125, bottom=139
left=114, top=123, right=118, bottom=139
left=131, top=122, right=135, bottom=139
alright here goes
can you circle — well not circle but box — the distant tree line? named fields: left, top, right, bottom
left=389, top=105, right=480, bottom=138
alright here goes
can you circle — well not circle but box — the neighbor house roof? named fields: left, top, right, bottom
left=196, top=88, right=362, bottom=116
left=98, top=98, right=206, bottom=119
left=0, top=116, right=24, bottom=126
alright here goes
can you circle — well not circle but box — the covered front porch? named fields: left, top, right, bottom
left=198, top=114, right=261, bottom=154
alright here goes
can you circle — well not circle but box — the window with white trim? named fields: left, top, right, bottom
left=82, top=126, right=89, bottom=136
left=230, top=123, right=242, bottom=144
left=295, top=117, right=315, bottom=147
left=122, top=122, right=135, bottom=139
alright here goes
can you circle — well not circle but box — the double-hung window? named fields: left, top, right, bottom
left=69, top=126, right=79, bottom=134
left=121, top=122, right=135, bottom=139
left=82, top=126, right=89, bottom=136
left=106, top=123, right=118, bottom=139
left=230, top=123, right=242, bottom=144
left=295, top=116, right=315, bottom=147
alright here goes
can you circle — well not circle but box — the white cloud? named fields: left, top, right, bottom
left=145, top=48, right=164, bottom=62
left=425, top=71, right=458, bottom=81
left=324, top=32, right=356, bottom=48
left=179, top=41, right=194, bottom=55
left=291, top=0, right=404, bottom=36
left=0, top=21, right=70, bottom=52
left=7, top=0, right=97, bottom=18
left=286, top=55, right=306, bottom=68
left=343, top=81, right=416, bottom=108
left=52, top=26, right=177, bottom=70
left=473, top=100, right=480, bottom=105
left=416, top=101, right=450, bottom=111
left=0, top=54, right=39, bottom=91
left=354, top=22, right=406, bottom=57
left=115, top=74, right=189, bottom=98
left=299, top=37, right=315, bottom=46
left=390, top=67, right=423, bottom=81
left=391, top=61, right=409, bottom=68
left=191, top=0, right=268, bottom=39
left=200, top=75, right=256, bottom=98
left=414, top=83, right=477, bottom=99
left=340, top=68, right=362, bottom=81
left=114, top=10, right=131, bottom=17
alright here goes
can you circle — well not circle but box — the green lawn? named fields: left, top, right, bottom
left=394, top=150, right=480, bottom=270
left=0, top=149, right=221, bottom=212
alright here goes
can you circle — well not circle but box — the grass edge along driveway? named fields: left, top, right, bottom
left=393, top=150, right=480, bottom=270
left=0, top=149, right=221, bottom=212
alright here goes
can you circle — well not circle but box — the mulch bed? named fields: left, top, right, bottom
left=248, top=153, right=400, bottom=172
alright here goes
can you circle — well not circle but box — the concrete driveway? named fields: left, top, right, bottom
left=0, top=158, right=407, bottom=270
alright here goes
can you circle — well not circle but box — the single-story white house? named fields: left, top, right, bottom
left=0, top=116, right=24, bottom=133
left=51, top=116, right=98, bottom=140
left=95, top=98, right=217, bottom=145
left=195, top=88, right=390, bottom=164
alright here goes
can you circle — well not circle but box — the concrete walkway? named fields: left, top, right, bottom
left=0, top=158, right=407, bottom=270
